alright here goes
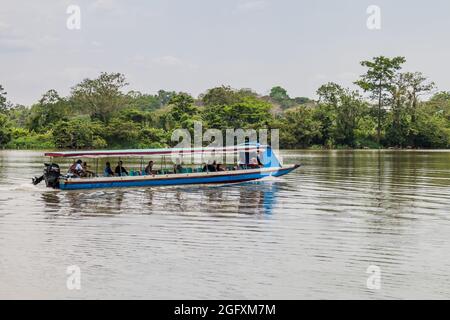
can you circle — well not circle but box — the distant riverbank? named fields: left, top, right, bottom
left=3, top=147, right=449, bottom=152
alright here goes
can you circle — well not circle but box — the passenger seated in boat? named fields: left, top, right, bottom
left=173, top=163, right=183, bottom=174
left=104, top=162, right=114, bottom=177
left=237, top=160, right=246, bottom=170
left=248, top=157, right=261, bottom=169
left=173, top=158, right=183, bottom=174
left=68, top=160, right=77, bottom=175
left=69, top=159, right=84, bottom=177
left=208, top=161, right=217, bottom=172
left=144, top=161, right=156, bottom=175
left=115, top=161, right=128, bottom=176
left=257, top=155, right=263, bottom=166
left=216, top=163, right=225, bottom=171
left=82, top=162, right=95, bottom=177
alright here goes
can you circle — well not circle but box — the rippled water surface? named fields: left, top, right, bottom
left=1, top=150, right=449, bottom=299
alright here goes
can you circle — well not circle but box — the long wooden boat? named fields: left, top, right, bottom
left=33, top=144, right=300, bottom=190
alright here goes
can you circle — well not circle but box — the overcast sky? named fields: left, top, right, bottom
left=1, top=0, right=449, bottom=105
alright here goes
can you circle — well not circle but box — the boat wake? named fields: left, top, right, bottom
left=259, top=175, right=279, bottom=181
left=0, top=183, right=57, bottom=192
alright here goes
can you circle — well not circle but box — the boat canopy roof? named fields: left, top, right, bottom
left=45, top=144, right=268, bottom=158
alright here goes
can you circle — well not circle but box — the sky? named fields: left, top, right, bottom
left=1, top=0, right=450, bottom=105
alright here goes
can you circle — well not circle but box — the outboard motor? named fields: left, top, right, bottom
left=32, top=163, right=61, bottom=189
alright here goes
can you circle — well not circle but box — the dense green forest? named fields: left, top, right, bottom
left=1, top=56, right=449, bottom=150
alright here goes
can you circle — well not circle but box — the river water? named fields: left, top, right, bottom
left=0, top=150, right=449, bottom=299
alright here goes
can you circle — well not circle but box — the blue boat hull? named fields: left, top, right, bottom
left=59, top=165, right=300, bottom=190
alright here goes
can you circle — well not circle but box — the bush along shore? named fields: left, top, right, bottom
left=1, top=56, right=449, bottom=150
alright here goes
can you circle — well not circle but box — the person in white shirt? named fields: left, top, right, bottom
left=69, top=159, right=85, bottom=177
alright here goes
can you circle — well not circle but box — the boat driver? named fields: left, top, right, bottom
left=115, top=161, right=129, bottom=176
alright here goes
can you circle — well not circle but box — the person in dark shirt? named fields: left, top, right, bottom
left=115, top=161, right=128, bottom=176
left=104, top=162, right=114, bottom=177
left=173, top=163, right=183, bottom=174
left=145, top=161, right=155, bottom=175
left=207, top=161, right=217, bottom=172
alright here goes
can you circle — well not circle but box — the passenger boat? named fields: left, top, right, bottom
left=32, top=144, right=300, bottom=190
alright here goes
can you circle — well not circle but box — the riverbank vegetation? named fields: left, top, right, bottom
left=1, top=56, right=449, bottom=150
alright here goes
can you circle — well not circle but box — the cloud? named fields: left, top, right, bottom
left=152, top=55, right=184, bottom=67
left=0, top=25, right=60, bottom=53
left=61, top=67, right=100, bottom=83
left=0, top=38, right=33, bottom=53
left=338, top=72, right=358, bottom=81
left=154, top=56, right=199, bottom=70
left=89, top=0, right=120, bottom=13
left=91, top=40, right=103, bottom=47
left=313, top=74, right=328, bottom=81
left=0, top=21, right=11, bottom=33
left=0, top=23, right=33, bottom=53
left=234, top=0, right=268, bottom=14
left=131, top=55, right=198, bottom=71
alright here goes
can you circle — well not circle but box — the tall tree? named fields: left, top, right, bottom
left=385, top=74, right=410, bottom=146
left=279, top=107, right=322, bottom=148
left=317, top=82, right=345, bottom=105
left=385, top=72, right=435, bottom=147
left=168, top=93, right=196, bottom=122
left=27, top=90, right=72, bottom=132
left=0, top=85, right=10, bottom=114
left=124, top=91, right=163, bottom=112
left=317, top=83, right=366, bottom=147
left=157, top=90, right=176, bottom=106
left=270, top=86, right=294, bottom=109
left=164, top=92, right=201, bottom=132
left=0, top=113, right=12, bottom=146
left=355, top=56, right=406, bottom=145
left=293, top=97, right=312, bottom=105
left=200, top=86, right=240, bottom=106
left=202, top=96, right=273, bottom=131
left=6, top=105, right=30, bottom=128
left=430, top=91, right=450, bottom=102
left=402, top=72, right=435, bottom=122
left=71, top=72, right=128, bottom=123
left=52, top=118, right=106, bottom=149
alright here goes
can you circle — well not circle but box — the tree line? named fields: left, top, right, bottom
left=1, top=56, right=449, bottom=150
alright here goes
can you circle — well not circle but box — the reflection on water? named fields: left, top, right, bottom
left=0, top=150, right=450, bottom=299
left=40, top=182, right=279, bottom=217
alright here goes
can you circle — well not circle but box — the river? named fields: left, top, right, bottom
left=0, top=150, right=449, bottom=299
